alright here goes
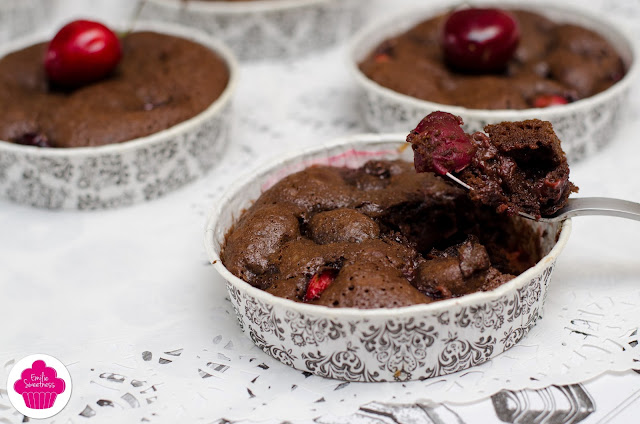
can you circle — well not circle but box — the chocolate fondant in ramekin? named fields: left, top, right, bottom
left=0, top=22, right=237, bottom=210
left=349, top=4, right=638, bottom=162
left=205, top=135, right=570, bottom=382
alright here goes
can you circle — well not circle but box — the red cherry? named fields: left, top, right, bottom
left=374, top=53, right=391, bottom=63
left=45, top=20, right=122, bottom=88
left=533, top=94, right=569, bottom=108
left=442, top=8, right=519, bottom=73
left=541, top=176, right=569, bottom=202
left=304, top=270, right=337, bottom=302
left=14, top=132, right=52, bottom=148
left=407, top=111, right=476, bottom=176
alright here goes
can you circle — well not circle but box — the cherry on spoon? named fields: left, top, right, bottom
left=406, top=111, right=476, bottom=178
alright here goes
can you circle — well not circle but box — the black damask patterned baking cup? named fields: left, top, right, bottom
left=349, top=3, right=639, bottom=163
left=140, top=0, right=363, bottom=61
left=204, top=135, right=572, bottom=382
left=0, top=21, right=238, bottom=210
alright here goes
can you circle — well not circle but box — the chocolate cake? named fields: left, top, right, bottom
left=0, top=31, right=229, bottom=148
left=222, top=159, right=545, bottom=309
left=359, top=10, right=626, bottom=109
left=407, top=112, right=578, bottom=218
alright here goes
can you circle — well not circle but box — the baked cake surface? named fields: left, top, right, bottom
left=0, top=31, right=229, bottom=148
left=222, top=160, right=543, bottom=309
left=359, top=10, right=625, bottom=109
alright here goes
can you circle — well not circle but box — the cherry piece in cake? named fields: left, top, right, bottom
left=304, top=269, right=337, bottom=302
left=533, top=94, right=569, bottom=108
left=13, top=132, right=51, bottom=148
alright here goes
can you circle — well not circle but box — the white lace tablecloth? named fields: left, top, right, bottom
left=1, top=0, right=639, bottom=423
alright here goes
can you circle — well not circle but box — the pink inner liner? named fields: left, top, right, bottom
left=261, top=148, right=399, bottom=191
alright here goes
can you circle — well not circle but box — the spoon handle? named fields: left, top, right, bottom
left=539, top=197, right=640, bottom=222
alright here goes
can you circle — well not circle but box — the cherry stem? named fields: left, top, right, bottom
left=446, top=172, right=472, bottom=190
left=450, top=2, right=473, bottom=13
left=123, top=0, right=147, bottom=38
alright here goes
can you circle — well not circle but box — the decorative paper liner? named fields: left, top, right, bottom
left=0, top=21, right=238, bottom=210
left=348, top=2, right=639, bottom=163
left=204, top=134, right=571, bottom=382
left=0, top=0, right=53, bottom=43
left=140, top=0, right=363, bottom=60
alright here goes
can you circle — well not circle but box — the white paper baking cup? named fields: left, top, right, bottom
left=204, top=134, right=571, bottom=382
left=0, top=0, right=54, bottom=43
left=140, top=0, right=363, bottom=60
left=349, top=3, right=639, bottom=163
left=0, top=21, right=238, bottom=210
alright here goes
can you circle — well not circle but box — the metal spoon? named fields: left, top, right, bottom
left=520, top=197, right=640, bottom=223
left=444, top=172, right=640, bottom=223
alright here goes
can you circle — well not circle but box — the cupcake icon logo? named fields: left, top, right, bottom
left=7, top=354, right=72, bottom=419
left=14, top=360, right=66, bottom=409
